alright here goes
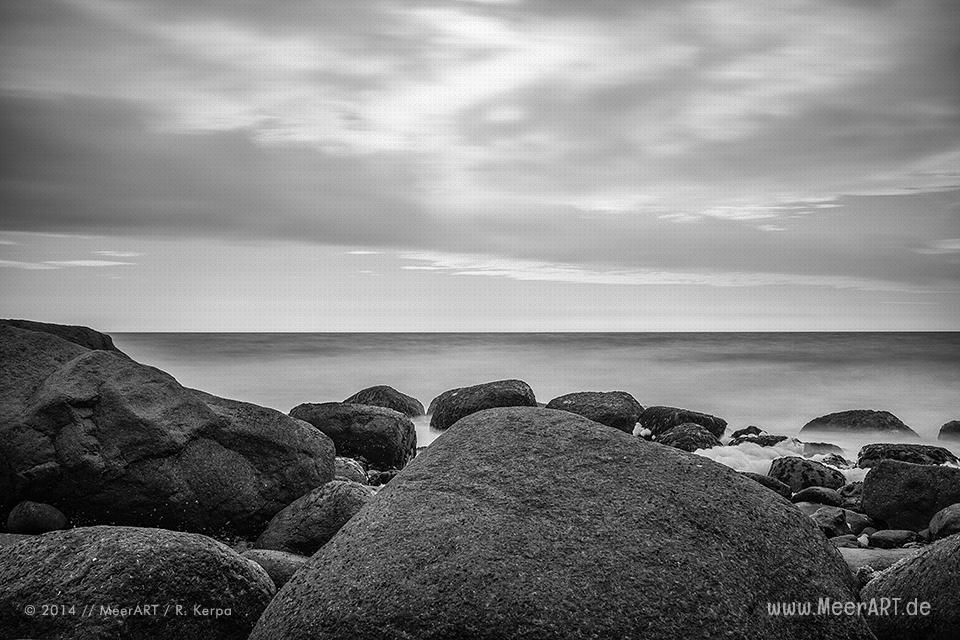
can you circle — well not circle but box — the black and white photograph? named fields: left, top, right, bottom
left=1, top=1, right=959, bottom=638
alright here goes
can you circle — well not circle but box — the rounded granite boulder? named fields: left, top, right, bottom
left=768, top=457, right=847, bottom=493
left=250, top=407, right=871, bottom=640
left=938, top=420, right=960, bottom=442
left=861, top=460, right=960, bottom=531
left=545, top=390, right=643, bottom=433
left=857, top=443, right=958, bottom=468
left=638, top=405, right=727, bottom=438
left=343, top=385, right=425, bottom=417
left=656, top=422, right=721, bottom=451
left=0, top=526, right=275, bottom=640
left=5, top=501, right=67, bottom=534
left=928, top=503, right=960, bottom=540
left=428, top=379, right=537, bottom=430
left=800, top=410, right=919, bottom=439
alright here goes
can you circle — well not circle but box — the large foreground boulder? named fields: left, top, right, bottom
left=862, top=460, right=960, bottom=531
left=254, top=480, right=376, bottom=556
left=639, top=405, right=727, bottom=438
left=857, top=443, right=958, bottom=468
left=860, top=535, right=960, bottom=639
left=0, top=323, right=335, bottom=536
left=251, top=407, right=871, bottom=640
left=800, top=410, right=919, bottom=438
left=938, top=420, right=960, bottom=441
left=428, top=379, right=537, bottom=430
left=0, top=318, right=121, bottom=352
left=0, top=526, right=275, bottom=640
left=768, top=457, right=847, bottom=493
left=343, top=385, right=424, bottom=417
left=544, top=391, right=642, bottom=433
left=289, top=402, right=416, bottom=470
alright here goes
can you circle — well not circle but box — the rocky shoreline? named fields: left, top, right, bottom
left=1, top=319, right=958, bottom=639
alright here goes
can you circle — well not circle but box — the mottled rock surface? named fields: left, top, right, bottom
left=428, top=379, right=537, bottom=430
left=769, top=457, right=847, bottom=493
left=792, top=487, right=843, bottom=507
left=638, top=406, right=727, bottom=438
left=928, top=503, right=960, bottom=540
left=657, top=422, right=721, bottom=451
left=857, top=443, right=958, bottom=468
left=862, top=460, right=960, bottom=531
left=739, top=471, right=792, bottom=499
left=5, top=500, right=67, bottom=534
left=242, top=549, right=308, bottom=589
left=545, top=391, right=642, bottom=433
left=800, top=410, right=919, bottom=438
left=343, top=385, right=424, bottom=417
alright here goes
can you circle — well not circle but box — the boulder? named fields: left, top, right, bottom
left=793, top=501, right=825, bottom=517
left=0, top=525, right=274, bottom=640
left=544, top=391, right=643, bottom=433
left=862, top=460, right=960, bottom=531
left=254, top=480, right=376, bottom=556
left=791, top=487, right=843, bottom=507
left=811, top=506, right=850, bottom=538
left=802, top=441, right=845, bottom=457
left=289, top=402, right=416, bottom=470
left=251, top=407, right=871, bottom=640
left=0, top=323, right=335, bottom=536
left=0, top=318, right=121, bottom=352
left=638, top=406, right=727, bottom=438
left=928, top=503, right=960, bottom=540
left=731, top=425, right=764, bottom=439
left=830, top=534, right=861, bottom=548
left=343, top=385, right=424, bottom=417
left=333, top=456, right=367, bottom=483
left=938, top=420, right=960, bottom=441
left=5, top=501, right=66, bottom=534
left=857, top=443, right=958, bottom=468
left=729, top=434, right=789, bottom=447
left=656, top=422, right=721, bottom=452
left=0, top=534, right=32, bottom=547
left=867, top=529, right=918, bottom=549
left=800, top=410, right=919, bottom=438
left=241, top=549, right=308, bottom=589
left=739, top=471, right=792, bottom=499
left=837, top=482, right=864, bottom=511
left=838, top=547, right=919, bottom=574
left=860, top=535, right=960, bottom=639
left=768, top=457, right=847, bottom=493
left=843, top=509, right=875, bottom=536
left=428, top=379, right=537, bottom=430
left=366, top=469, right=399, bottom=486
left=820, top=453, right=853, bottom=469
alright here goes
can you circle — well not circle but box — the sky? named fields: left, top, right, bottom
left=0, top=0, right=958, bottom=331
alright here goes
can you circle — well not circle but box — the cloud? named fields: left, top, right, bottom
left=0, top=260, right=58, bottom=270
left=94, top=250, right=142, bottom=257
left=0, top=239, right=18, bottom=245
left=346, top=250, right=382, bottom=255
left=916, top=239, right=960, bottom=255
left=44, top=260, right=135, bottom=267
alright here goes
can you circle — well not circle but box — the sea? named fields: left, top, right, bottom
left=112, top=332, right=960, bottom=470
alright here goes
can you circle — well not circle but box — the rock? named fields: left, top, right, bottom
left=838, top=482, right=864, bottom=511
left=366, top=469, right=399, bottom=486
left=731, top=425, right=764, bottom=439
left=860, top=535, right=960, bottom=639
left=768, top=457, right=847, bottom=493
left=0, top=323, right=335, bottom=536
left=838, top=547, right=919, bottom=574
left=5, top=501, right=66, bottom=534
left=857, top=443, right=958, bottom=468
left=289, top=402, right=416, bottom=470
left=938, top=420, right=960, bottom=441
left=343, top=385, right=424, bottom=417
left=250, top=407, right=872, bottom=640
left=868, top=529, right=919, bottom=549
left=333, top=456, right=367, bottom=483
left=0, top=534, right=32, bottom=547
left=862, top=460, right=960, bottom=531
left=811, top=506, right=850, bottom=538
left=254, top=481, right=376, bottom=556
left=928, top=503, right=960, bottom=540
left=0, top=525, right=274, bottom=640
left=739, top=471, right=792, bottom=499
left=830, top=534, right=861, bottom=548
left=791, top=487, right=843, bottom=507
left=800, top=409, right=919, bottom=438
left=638, top=405, right=727, bottom=438
left=792, top=501, right=824, bottom=517
left=544, top=391, right=643, bottom=433
left=0, top=318, right=121, bottom=352
left=241, top=549, right=308, bottom=589
left=428, top=379, right=537, bottom=430
left=802, top=441, right=845, bottom=457
left=821, top=453, right=853, bottom=469
left=729, top=434, right=789, bottom=447
left=656, top=422, right=721, bottom=452
left=843, top=509, right=875, bottom=536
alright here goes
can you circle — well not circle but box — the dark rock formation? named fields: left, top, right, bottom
left=254, top=480, right=375, bottom=556
left=242, top=549, right=308, bottom=589
left=928, top=503, right=960, bottom=540
left=837, top=547, right=919, bottom=574
left=837, top=482, right=864, bottom=511
left=802, top=441, right=845, bottom=457
left=857, top=443, right=958, bottom=468
left=343, top=385, right=424, bottom=417
left=0, top=319, right=121, bottom=352
left=251, top=407, right=871, bottom=640
left=862, top=460, right=960, bottom=531
left=867, top=529, right=918, bottom=549
left=428, top=379, right=537, bottom=430
left=938, top=420, right=960, bottom=441
left=860, top=535, right=960, bottom=639
left=639, top=405, right=727, bottom=438
left=800, top=410, right=919, bottom=438
left=739, top=471, right=792, bottom=499
left=333, top=456, right=367, bottom=483
left=544, top=390, right=643, bottom=433
left=0, top=323, right=335, bottom=536
left=791, top=487, right=843, bottom=507
left=289, top=402, right=416, bottom=470
left=729, top=434, right=789, bottom=447
left=830, top=534, right=860, bottom=548
left=731, top=425, right=764, bottom=439
left=820, top=453, right=853, bottom=469
left=5, top=501, right=66, bottom=534
left=811, top=506, right=850, bottom=538
left=656, top=422, right=721, bottom=451
left=768, top=457, right=847, bottom=493
left=0, top=526, right=274, bottom=640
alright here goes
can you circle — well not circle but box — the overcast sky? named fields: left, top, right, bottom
left=1, top=0, right=958, bottom=330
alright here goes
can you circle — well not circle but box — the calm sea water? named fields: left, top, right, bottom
left=112, top=333, right=960, bottom=456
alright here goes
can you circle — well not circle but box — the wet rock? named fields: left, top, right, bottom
left=657, top=422, right=721, bottom=452
left=731, top=425, right=764, bottom=439
left=241, top=549, right=308, bottom=589
left=802, top=441, right=845, bottom=457
left=729, top=434, right=789, bottom=447
left=862, top=460, right=960, bottom=531
left=739, top=471, right=792, bottom=499
left=638, top=406, right=728, bottom=438
left=800, top=409, right=919, bottom=438
left=545, top=391, right=643, bottom=433
left=343, top=385, right=424, bottom=417
left=868, top=529, right=919, bottom=549
left=769, top=457, right=847, bottom=493
left=928, top=503, right=960, bottom=540
left=791, top=487, right=843, bottom=507
left=837, top=482, right=864, bottom=511
left=5, top=501, right=67, bottom=534
left=428, top=379, right=537, bottom=430
left=857, top=443, right=958, bottom=468
left=821, top=453, right=853, bottom=469
left=811, top=506, right=850, bottom=538
left=333, top=457, right=367, bottom=484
